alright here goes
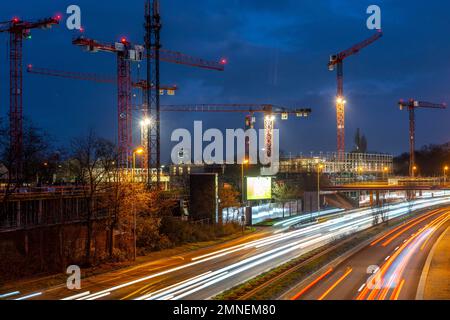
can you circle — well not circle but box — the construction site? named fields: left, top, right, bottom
left=1, top=2, right=450, bottom=299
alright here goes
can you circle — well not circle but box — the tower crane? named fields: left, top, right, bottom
left=328, top=31, right=382, bottom=164
left=26, top=65, right=178, bottom=94
left=144, top=0, right=226, bottom=188
left=73, top=30, right=224, bottom=177
left=159, top=104, right=312, bottom=162
left=398, top=99, right=447, bottom=177
left=73, top=36, right=145, bottom=168
left=0, top=15, right=60, bottom=180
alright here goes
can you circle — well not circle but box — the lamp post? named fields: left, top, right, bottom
left=317, top=164, right=324, bottom=216
left=241, top=159, right=249, bottom=205
left=444, top=166, right=448, bottom=185
left=412, top=166, right=418, bottom=179
left=132, top=147, right=145, bottom=182
left=383, top=167, right=389, bottom=181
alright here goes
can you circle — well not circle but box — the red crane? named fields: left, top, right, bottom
left=73, top=34, right=225, bottom=172
left=26, top=65, right=178, bottom=93
left=159, top=104, right=312, bottom=162
left=328, top=31, right=382, bottom=164
left=398, top=99, right=447, bottom=177
left=73, top=36, right=146, bottom=168
left=0, top=15, right=60, bottom=180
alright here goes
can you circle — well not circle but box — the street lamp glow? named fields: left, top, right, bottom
left=135, top=147, right=145, bottom=155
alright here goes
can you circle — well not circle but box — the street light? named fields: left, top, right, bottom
left=317, top=164, right=324, bottom=216
left=444, top=166, right=449, bottom=184
left=383, top=167, right=389, bottom=181
left=412, top=165, right=418, bottom=178
left=132, top=147, right=145, bottom=183
left=241, top=159, right=249, bottom=205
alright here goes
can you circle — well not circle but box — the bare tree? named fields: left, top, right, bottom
left=70, top=131, right=116, bottom=266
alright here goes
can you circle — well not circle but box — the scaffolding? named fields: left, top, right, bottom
left=280, top=152, right=393, bottom=175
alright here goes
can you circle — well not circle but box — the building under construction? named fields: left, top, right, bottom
left=280, top=152, right=393, bottom=183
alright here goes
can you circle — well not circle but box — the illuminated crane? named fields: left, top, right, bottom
left=144, top=0, right=226, bottom=188
left=398, top=99, right=446, bottom=177
left=0, top=15, right=60, bottom=179
left=328, top=31, right=382, bottom=164
left=159, top=104, right=311, bottom=162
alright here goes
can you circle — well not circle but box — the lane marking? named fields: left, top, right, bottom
left=290, top=268, right=333, bottom=300
left=318, top=268, right=353, bottom=301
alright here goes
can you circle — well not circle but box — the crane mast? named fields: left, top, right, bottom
left=0, top=16, right=60, bottom=181
left=398, top=99, right=447, bottom=177
left=328, top=31, right=382, bottom=165
left=145, top=0, right=162, bottom=188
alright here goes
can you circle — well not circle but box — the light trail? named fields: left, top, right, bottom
left=60, top=291, right=91, bottom=300
left=59, top=196, right=450, bottom=301
left=0, top=291, right=20, bottom=299
left=290, top=268, right=333, bottom=300
left=15, top=292, right=42, bottom=300
left=358, top=211, right=448, bottom=300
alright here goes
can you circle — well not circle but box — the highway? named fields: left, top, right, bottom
left=3, top=197, right=450, bottom=301
left=289, top=207, right=450, bottom=300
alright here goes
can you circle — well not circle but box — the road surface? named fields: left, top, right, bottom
left=2, top=197, right=450, bottom=301
left=289, top=207, right=450, bottom=300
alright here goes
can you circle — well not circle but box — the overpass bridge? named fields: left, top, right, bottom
left=321, top=181, right=450, bottom=208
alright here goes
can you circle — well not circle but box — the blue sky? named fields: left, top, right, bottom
left=1, top=1, right=450, bottom=161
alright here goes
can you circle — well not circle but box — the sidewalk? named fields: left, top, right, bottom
left=422, top=226, right=450, bottom=300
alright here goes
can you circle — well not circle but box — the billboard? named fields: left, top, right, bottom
left=246, top=177, right=272, bottom=201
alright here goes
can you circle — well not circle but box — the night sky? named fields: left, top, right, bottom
left=1, top=1, right=450, bottom=163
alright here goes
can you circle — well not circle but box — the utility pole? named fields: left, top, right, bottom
left=317, top=164, right=324, bottom=216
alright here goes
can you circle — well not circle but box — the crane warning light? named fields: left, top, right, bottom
left=120, top=37, right=128, bottom=44
left=12, top=17, right=20, bottom=23
left=54, top=14, right=62, bottom=21
left=220, top=58, right=227, bottom=65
